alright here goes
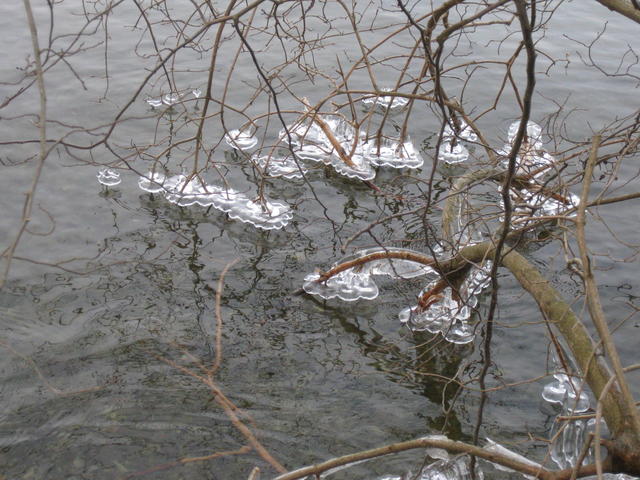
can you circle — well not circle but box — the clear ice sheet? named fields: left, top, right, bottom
left=97, top=168, right=122, bottom=186
left=253, top=154, right=307, bottom=179
left=225, top=129, right=259, bottom=150
left=438, top=141, right=469, bottom=164
left=361, top=88, right=409, bottom=111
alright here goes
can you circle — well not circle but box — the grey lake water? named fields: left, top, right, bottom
left=1, top=2, right=639, bottom=479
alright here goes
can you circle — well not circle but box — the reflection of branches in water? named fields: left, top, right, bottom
left=134, top=258, right=286, bottom=476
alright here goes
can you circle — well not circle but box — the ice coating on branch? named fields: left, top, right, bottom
left=443, top=120, right=478, bottom=143
left=541, top=355, right=609, bottom=471
left=542, top=374, right=590, bottom=413
left=498, top=121, right=555, bottom=178
left=252, top=154, right=307, bottom=179
left=97, top=168, right=122, bottom=186
left=423, top=434, right=451, bottom=461
left=498, top=146, right=556, bottom=178
left=483, top=438, right=541, bottom=479
left=361, top=88, right=409, bottom=111
left=225, top=129, right=258, bottom=150
left=283, top=117, right=376, bottom=180
left=138, top=171, right=166, bottom=193
left=331, top=154, right=377, bottom=181
left=191, top=88, right=202, bottom=98
left=550, top=417, right=602, bottom=470
left=302, top=248, right=437, bottom=301
left=302, top=271, right=379, bottom=301
left=438, top=141, right=469, bottom=164
left=282, top=115, right=424, bottom=178
left=363, top=137, right=424, bottom=169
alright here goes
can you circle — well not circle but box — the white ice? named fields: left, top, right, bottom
left=97, top=168, right=122, bottom=186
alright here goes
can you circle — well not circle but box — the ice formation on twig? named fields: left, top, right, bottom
left=540, top=355, right=610, bottom=472
left=302, top=248, right=437, bottom=302
left=398, top=261, right=491, bottom=344
left=225, top=129, right=258, bottom=150
left=361, top=88, right=409, bottom=111
left=500, top=182, right=580, bottom=225
left=436, top=118, right=478, bottom=165
left=96, top=168, right=122, bottom=186
left=282, top=113, right=423, bottom=180
left=284, top=116, right=376, bottom=181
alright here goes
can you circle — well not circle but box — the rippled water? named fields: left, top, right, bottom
left=1, top=2, right=639, bottom=479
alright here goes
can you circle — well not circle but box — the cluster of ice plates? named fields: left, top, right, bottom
left=97, top=168, right=291, bottom=230
left=140, top=172, right=291, bottom=230
left=280, top=115, right=423, bottom=181
left=302, top=247, right=492, bottom=345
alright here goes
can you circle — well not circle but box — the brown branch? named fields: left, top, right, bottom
left=594, top=0, right=640, bottom=23
left=575, top=135, right=640, bottom=434
left=272, top=435, right=605, bottom=480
